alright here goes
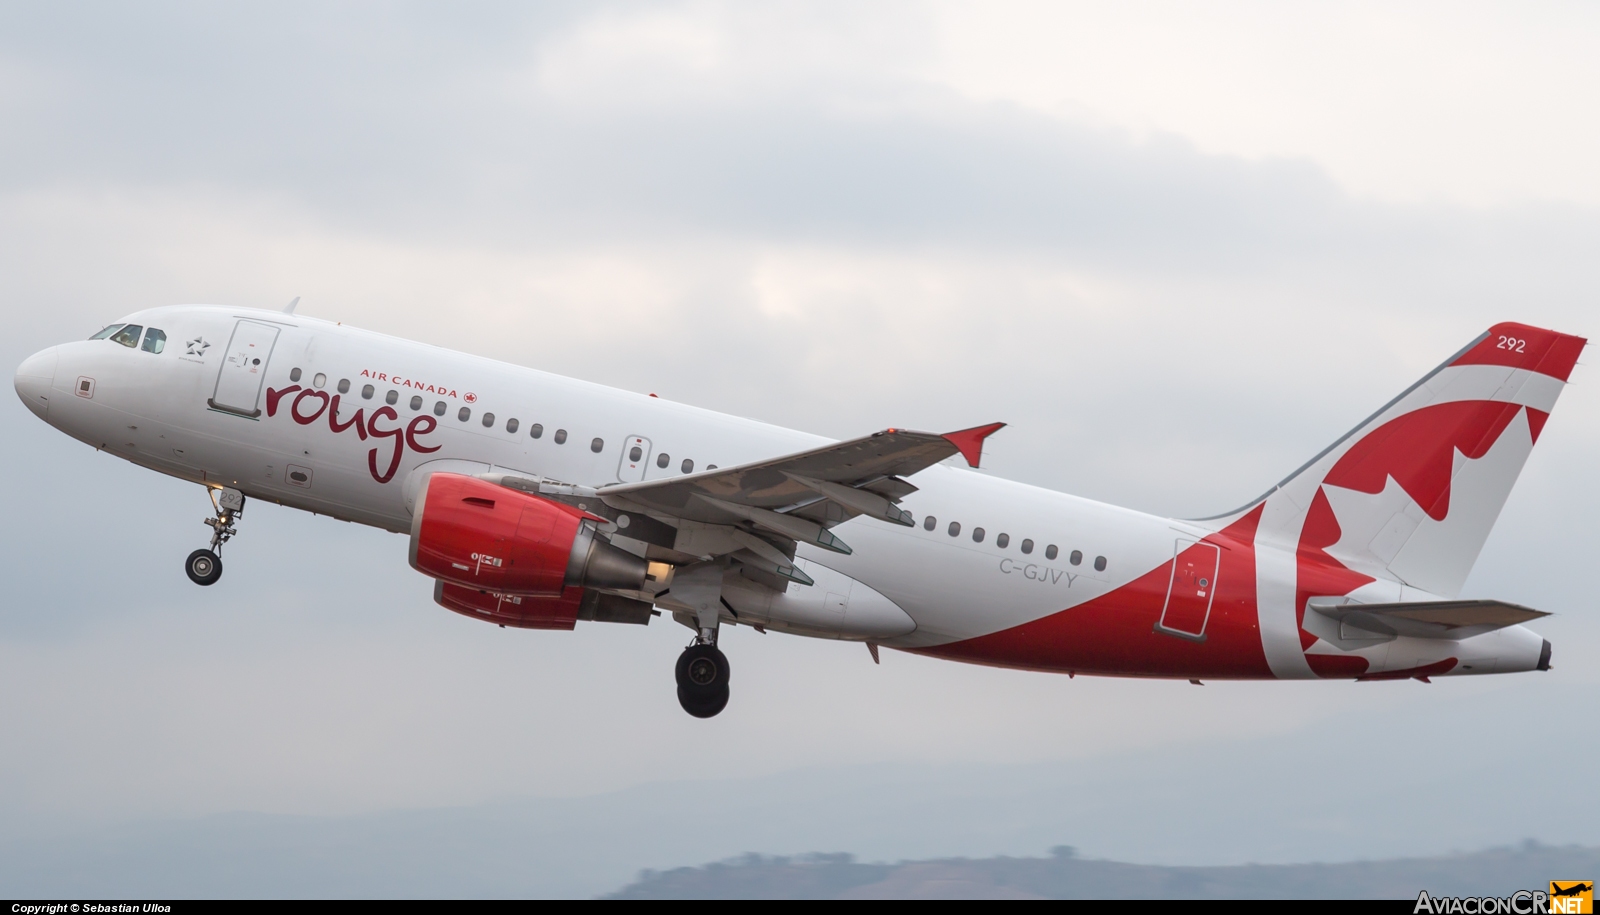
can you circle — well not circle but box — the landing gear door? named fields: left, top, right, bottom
left=1155, top=538, right=1220, bottom=642
left=208, top=320, right=282, bottom=417
left=617, top=435, right=652, bottom=482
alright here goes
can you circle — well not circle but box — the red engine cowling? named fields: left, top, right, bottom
left=409, top=472, right=648, bottom=595
left=434, top=580, right=584, bottom=630
left=433, top=580, right=658, bottom=629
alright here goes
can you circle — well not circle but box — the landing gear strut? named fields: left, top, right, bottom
left=675, top=639, right=731, bottom=718
left=187, top=487, right=243, bottom=586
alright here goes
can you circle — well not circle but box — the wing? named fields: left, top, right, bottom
left=1307, top=597, right=1550, bottom=641
left=585, top=423, right=1003, bottom=587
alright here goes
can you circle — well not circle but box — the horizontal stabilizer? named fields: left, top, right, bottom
left=1307, top=597, right=1549, bottom=641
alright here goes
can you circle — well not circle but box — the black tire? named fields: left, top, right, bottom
left=678, top=685, right=729, bottom=719
left=675, top=644, right=730, bottom=697
left=185, top=549, right=222, bottom=586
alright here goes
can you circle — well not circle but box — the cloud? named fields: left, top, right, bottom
left=926, top=0, right=1600, bottom=206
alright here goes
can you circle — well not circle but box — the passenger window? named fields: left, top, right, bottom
left=707, top=465, right=717, bottom=470
left=313, top=373, right=326, bottom=388
left=948, top=521, right=961, bottom=537
left=657, top=453, right=670, bottom=468
left=972, top=527, right=985, bottom=543
left=1070, top=550, right=1083, bottom=566
left=386, top=390, right=398, bottom=405
left=506, top=418, right=519, bottom=434
left=530, top=423, right=543, bottom=439
left=290, top=368, right=302, bottom=382
left=458, top=407, right=471, bottom=422
left=141, top=328, right=167, bottom=354
left=1045, top=545, right=1058, bottom=560
left=591, top=437, right=604, bottom=453
left=484, top=413, right=496, bottom=428
left=629, top=445, right=643, bottom=461
left=554, top=429, right=568, bottom=444
left=924, top=516, right=936, bottom=531
left=89, top=324, right=124, bottom=340
left=410, top=395, right=423, bottom=411
left=361, top=384, right=374, bottom=400
left=110, top=324, right=142, bottom=348
left=1020, top=539, right=1033, bottom=554
left=337, top=378, right=350, bottom=394
left=996, top=533, right=1009, bottom=549
left=434, top=401, right=446, bottom=416
left=681, top=458, right=694, bottom=473
left=1094, top=555, right=1107, bottom=572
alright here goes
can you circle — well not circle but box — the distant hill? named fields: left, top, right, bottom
left=606, top=844, right=1600, bottom=899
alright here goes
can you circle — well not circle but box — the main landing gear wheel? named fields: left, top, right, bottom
left=678, top=685, right=729, bottom=719
left=185, top=549, right=223, bottom=586
left=675, top=643, right=731, bottom=719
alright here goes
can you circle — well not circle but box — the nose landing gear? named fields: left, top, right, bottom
left=185, top=549, right=222, bottom=586
left=675, top=640, right=731, bottom=718
left=186, top=487, right=244, bottom=586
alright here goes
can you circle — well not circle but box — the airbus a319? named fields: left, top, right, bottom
left=14, top=305, right=1584, bottom=717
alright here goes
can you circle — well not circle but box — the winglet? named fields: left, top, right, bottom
left=942, top=422, right=1006, bottom=468
left=284, top=296, right=301, bottom=315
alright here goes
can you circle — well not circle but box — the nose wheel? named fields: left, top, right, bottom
left=186, top=487, right=244, bottom=586
left=675, top=642, right=731, bottom=718
left=186, top=549, right=222, bottom=586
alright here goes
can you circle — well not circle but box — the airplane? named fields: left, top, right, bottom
left=13, top=304, right=1585, bottom=717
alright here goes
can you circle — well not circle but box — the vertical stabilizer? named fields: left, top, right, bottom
left=1219, top=322, right=1584, bottom=599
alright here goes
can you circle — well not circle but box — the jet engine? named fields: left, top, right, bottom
left=409, top=472, right=648, bottom=596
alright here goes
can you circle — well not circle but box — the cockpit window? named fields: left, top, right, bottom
left=109, top=325, right=143, bottom=348
left=89, top=324, right=124, bottom=340
left=140, top=328, right=166, bottom=354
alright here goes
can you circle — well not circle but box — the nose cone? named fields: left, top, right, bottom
left=15, top=346, right=58, bottom=421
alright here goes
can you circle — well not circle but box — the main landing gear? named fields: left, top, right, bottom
left=668, top=562, right=731, bottom=718
left=186, top=487, right=244, bottom=587
left=675, top=639, right=731, bottom=719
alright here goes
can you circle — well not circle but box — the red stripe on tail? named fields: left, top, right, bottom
left=1450, top=322, right=1586, bottom=382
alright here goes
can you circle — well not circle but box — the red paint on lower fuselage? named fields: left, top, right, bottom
left=1305, top=654, right=1370, bottom=677
left=914, top=506, right=1273, bottom=679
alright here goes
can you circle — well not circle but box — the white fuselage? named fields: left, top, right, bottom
left=15, top=305, right=1551, bottom=679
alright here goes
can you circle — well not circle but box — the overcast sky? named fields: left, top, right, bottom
left=2, top=1, right=1596, bottom=894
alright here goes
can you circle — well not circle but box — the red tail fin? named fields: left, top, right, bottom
left=1220, top=322, right=1585, bottom=598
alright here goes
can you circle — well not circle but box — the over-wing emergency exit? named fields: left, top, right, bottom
left=14, top=305, right=1585, bottom=716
